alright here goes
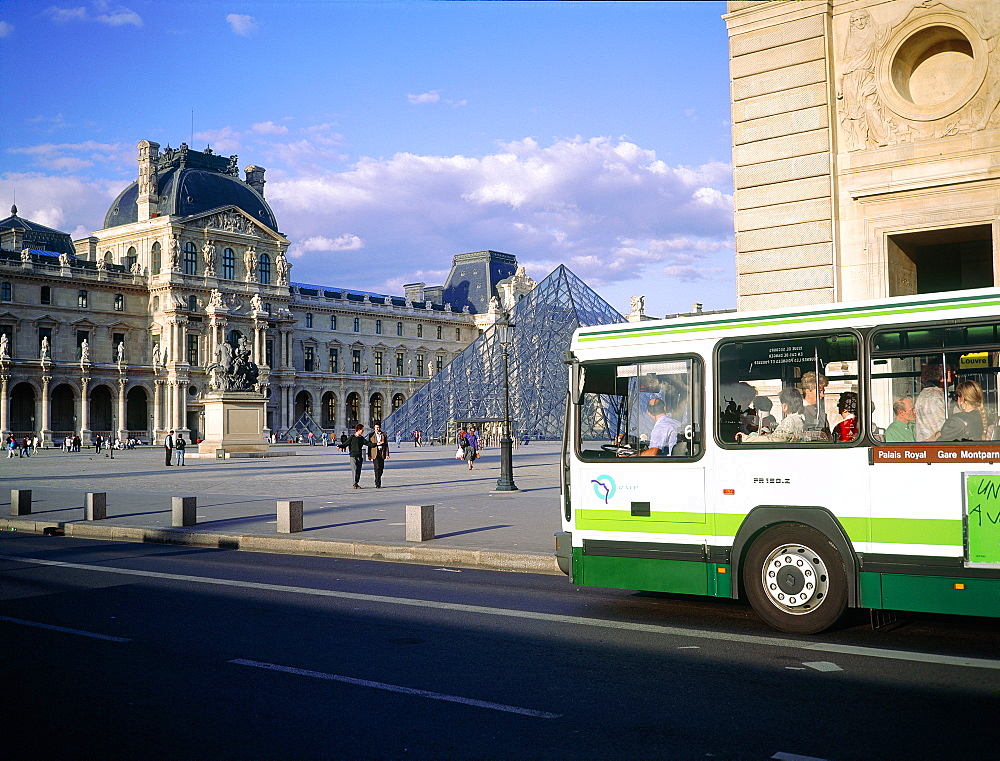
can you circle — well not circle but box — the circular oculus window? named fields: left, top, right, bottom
left=879, top=14, right=987, bottom=122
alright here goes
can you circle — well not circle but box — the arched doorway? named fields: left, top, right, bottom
left=126, top=386, right=148, bottom=433
left=51, top=384, right=75, bottom=432
left=10, top=383, right=36, bottom=433
left=392, top=393, right=406, bottom=412
left=90, top=385, right=114, bottom=432
left=295, top=390, right=312, bottom=419
left=346, top=392, right=361, bottom=428
left=369, top=393, right=384, bottom=425
left=321, top=391, right=337, bottom=428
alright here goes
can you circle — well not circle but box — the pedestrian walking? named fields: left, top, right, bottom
left=94, top=434, right=103, bottom=454
left=468, top=427, right=480, bottom=458
left=394, top=430, right=401, bottom=448
left=368, top=423, right=390, bottom=488
left=347, top=424, right=367, bottom=489
left=6, top=435, right=16, bottom=458
left=307, top=430, right=315, bottom=446
left=164, top=430, right=175, bottom=466
left=458, top=428, right=476, bottom=470
left=20, top=436, right=31, bottom=457
left=72, top=434, right=81, bottom=452
left=175, top=434, right=186, bottom=465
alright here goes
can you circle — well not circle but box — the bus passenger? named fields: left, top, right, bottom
left=832, top=391, right=859, bottom=441
left=753, top=395, right=776, bottom=434
left=800, top=371, right=830, bottom=440
left=938, top=380, right=986, bottom=441
left=884, top=397, right=916, bottom=442
left=737, top=387, right=804, bottom=443
left=623, top=397, right=680, bottom=457
left=915, top=363, right=954, bottom=441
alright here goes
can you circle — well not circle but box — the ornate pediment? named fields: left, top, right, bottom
left=186, top=206, right=287, bottom=242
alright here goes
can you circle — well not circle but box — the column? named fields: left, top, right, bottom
left=79, top=375, right=91, bottom=439
left=153, top=379, right=164, bottom=438
left=117, top=377, right=127, bottom=441
left=0, top=374, right=9, bottom=437
left=174, top=380, right=187, bottom=435
left=39, top=375, right=51, bottom=445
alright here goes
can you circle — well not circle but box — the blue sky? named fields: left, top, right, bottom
left=0, top=0, right=735, bottom=316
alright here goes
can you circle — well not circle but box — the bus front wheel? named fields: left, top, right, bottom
left=743, top=524, right=848, bottom=634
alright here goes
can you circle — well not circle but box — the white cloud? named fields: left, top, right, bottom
left=0, top=172, right=124, bottom=237
left=252, top=121, right=289, bottom=135
left=8, top=140, right=130, bottom=172
left=0, top=21, right=13, bottom=37
left=407, top=89, right=466, bottom=107
left=192, top=126, right=242, bottom=154
left=265, top=136, right=734, bottom=298
left=295, top=234, right=364, bottom=253
left=226, top=13, right=257, bottom=37
left=407, top=90, right=442, bottom=105
left=44, top=4, right=142, bottom=27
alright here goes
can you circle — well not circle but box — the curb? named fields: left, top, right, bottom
left=0, top=518, right=562, bottom=575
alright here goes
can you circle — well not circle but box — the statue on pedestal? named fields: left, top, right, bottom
left=208, top=335, right=260, bottom=392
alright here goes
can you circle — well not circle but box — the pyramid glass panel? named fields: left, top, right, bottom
left=384, top=265, right=624, bottom=441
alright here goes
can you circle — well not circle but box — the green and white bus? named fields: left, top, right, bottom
left=557, top=287, right=1000, bottom=633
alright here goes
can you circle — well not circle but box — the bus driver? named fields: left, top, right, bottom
left=623, top=397, right=681, bottom=457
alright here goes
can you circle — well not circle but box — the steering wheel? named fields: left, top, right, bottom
left=602, top=443, right=637, bottom=455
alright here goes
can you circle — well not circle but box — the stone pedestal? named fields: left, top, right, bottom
left=196, top=391, right=268, bottom=456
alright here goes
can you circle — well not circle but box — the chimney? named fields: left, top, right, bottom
left=245, top=165, right=266, bottom=197
left=136, top=140, right=160, bottom=221
left=692, top=303, right=703, bottom=313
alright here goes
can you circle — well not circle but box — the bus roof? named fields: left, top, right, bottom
left=573, top=286, right=1000, bottom=352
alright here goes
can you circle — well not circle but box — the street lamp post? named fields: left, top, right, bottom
left=495, top=311, right=518, bottom=492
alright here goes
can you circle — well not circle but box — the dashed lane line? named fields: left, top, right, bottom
left=229, top=658, right=561, bottom=718
left=3, top=553, right=999, bottom=672
left=0, top=614, right=131, bottom=642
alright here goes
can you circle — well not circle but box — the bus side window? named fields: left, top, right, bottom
left=717, top=334, right=859, bottom=446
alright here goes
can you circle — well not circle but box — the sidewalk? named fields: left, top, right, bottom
left=0, top=441, right=563, bottom=573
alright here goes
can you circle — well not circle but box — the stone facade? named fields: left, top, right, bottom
left=0, top=141, right=502, bottom=445
left=726, top=0, right=1000, bottom=309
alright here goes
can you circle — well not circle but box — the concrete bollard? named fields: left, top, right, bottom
left=277, top=500, right=303, bottom=534
left=10, top=489, right=32, bottom=516
left=85, top=492, right=107, bottom=521
left=172, top=496, right=197, bottom=527
left=405, top=504, right=435, bottom=542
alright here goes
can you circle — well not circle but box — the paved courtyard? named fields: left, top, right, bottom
left=1, top=441, right=562, bottom=560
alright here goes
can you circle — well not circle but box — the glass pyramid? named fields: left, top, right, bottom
left=384, top=264, right=624, bottom=441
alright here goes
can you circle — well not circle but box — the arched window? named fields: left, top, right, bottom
left=151, top=242, right=162, bottom=274
left=455, top=327, right=461, bottom=341
left=353, top=317, right=360, bottom=332
left=182, top=242, right=198, bottom=275
left=417, top=324, right=423, bottom=338
left=124, top=246, right=137, bottom=270
left=0, top=282, right=10, bottom=302
left=392, top=393, right=406, bottom=411
left=396, top=322, right=403, bottom=336
left=436, top=325, right=443, bottom=340
left=222, top=248, right=235, bottom=280
left=322, top=392, right=337, bottom=428
left=305, top=313, right=313, bottom=328
left=369, top=393, right=384, bottom=425
left=375, top=319, right=382, bottom=334
left=346, top=392, right=361, bottom=426
left=258, top=253, right=271, bottom=285
left=103, top=251, right=113, bottom=264
left=153, top=295, right=160, bottom=311
left=330, top=315, right=337, bottom=330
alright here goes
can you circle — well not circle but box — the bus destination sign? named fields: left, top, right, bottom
left=872, top=445, right=1000, bottom=464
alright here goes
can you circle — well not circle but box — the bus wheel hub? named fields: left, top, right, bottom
left=762, top=543, right=829, bottom=614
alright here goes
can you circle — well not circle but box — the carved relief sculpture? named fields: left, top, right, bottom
left=244, top=246, right=258, bottom=282
left=837, top=8, right=893, bottom=150
left=275, top=249, right=291, bottom=285
left=169, top=236, right=181, bottom=270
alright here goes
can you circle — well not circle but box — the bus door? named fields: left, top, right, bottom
left=572, top=357, right=707, bottom=535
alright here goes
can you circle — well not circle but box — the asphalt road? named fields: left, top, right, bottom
left=2, top=533, right=998, bottom=761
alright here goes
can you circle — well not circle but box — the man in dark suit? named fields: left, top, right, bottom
left=347, top=424, right=367, bottom=489
left=368, top=423, right=390, bottom=488
left=164, top=430, right=175, bottom=466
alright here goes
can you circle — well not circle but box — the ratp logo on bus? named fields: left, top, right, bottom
left=591, top=475, right=616, bottom=504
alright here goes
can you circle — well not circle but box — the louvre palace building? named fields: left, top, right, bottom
left=0, top=140, right=530, bottom=445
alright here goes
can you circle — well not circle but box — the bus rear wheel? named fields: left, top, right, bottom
left=743, top=524, right=848, bottom=634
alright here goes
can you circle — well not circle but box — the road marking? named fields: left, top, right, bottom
left=0, top=614, right=131, bottom=642
left=229, top=658, right=561, bottom=718
left=772, top=753, right=831, bottom=761
left=4, top=553, right=999, bottom=672
left=803, top=661, right=842, bottom=672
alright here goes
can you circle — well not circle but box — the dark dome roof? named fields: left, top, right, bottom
left=103, top=147, right=278, bottom=231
